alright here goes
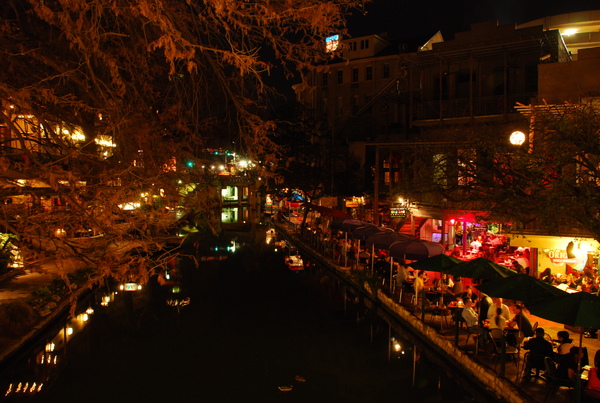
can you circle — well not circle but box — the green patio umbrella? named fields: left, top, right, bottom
left=475, top=274, right=568, bottom=306
left=529, top=292, right=600, bottom=400
left=445, top=257, right=517, bottom=281
left=528, top=291, right=600, bottom=331
left=407, top=254, right=462, bottom=273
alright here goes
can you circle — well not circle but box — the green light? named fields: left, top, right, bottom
left=186, top=161, right=195, bottom=168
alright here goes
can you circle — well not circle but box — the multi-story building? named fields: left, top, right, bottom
left=295, top=11, right=600, bottom=274
left=296, top=19, right=574, bottom=197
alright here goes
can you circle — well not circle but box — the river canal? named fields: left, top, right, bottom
left=2, top=239, right=477, bottom=402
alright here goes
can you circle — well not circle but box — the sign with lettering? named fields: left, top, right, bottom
left=390, top=207, right=408, bottom=218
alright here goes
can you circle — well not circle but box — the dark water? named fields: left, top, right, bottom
left=3, top=242, right=476, bottom=403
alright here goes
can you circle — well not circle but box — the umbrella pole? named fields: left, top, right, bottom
left=371, top=244, right=375, bottom=275
left=390, top=257, right=394, bottom=294
left=575, top=332, right=583, bottom=403
left=344, top=233, right=348, bottom=268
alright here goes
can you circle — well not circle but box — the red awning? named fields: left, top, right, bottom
left=442, top=210, right=489, bottom=223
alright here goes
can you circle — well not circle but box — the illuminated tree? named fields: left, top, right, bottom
left=0, top=0, right=366, bottom=285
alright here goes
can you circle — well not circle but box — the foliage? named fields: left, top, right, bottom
left=394, top=100, right=600, bottom=241
left=0, top=0, right=366, bottom=284
left=0, top=299, right=39, bottom=337
left=0, top=233, right=17, bottom=274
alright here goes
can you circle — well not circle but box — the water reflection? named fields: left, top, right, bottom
left=1, top=235, right=475, bottom=402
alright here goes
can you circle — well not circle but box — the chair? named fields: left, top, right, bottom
left=465, top=326, right=480, bottom=354
left=522, top=351, right=548, bottom=380
left=490, top=329, right=519, bottom=370
left=427, top=305, right=450, bottom=329
left=543, top=356, right=574, bottom=402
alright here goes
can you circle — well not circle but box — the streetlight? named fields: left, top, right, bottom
left=509, top=131, right=526, bottom=146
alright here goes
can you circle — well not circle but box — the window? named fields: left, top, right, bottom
left=360, top=39, right=370, bottom=50
left=337, top=70, right=343, bottom=84
left=352, top=68, right=359, bottom=83
left=350, top=41, right=357, bottom=51
left=457, top=149, right=476, bottom=186
left=221, top=186, right=238, bottom=202
left=352, top=95, right=359, bottom=113
left=365, top=66, right=372, bottom=81
left=383, top=64, right=390, bottom=79
left=221, top=207, right=239, bottom=224
left=322, top=72, right=328, bottom=87
left=336, top=96, right=344, bottom=115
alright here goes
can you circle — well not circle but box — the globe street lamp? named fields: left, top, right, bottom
left=509, top=131, right=526, bottom=146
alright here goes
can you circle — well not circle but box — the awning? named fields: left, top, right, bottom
left=303, top=202, right=352, bottom=219
left=509, top=234, right=600, bottom=252
left=442, top=209, right=489, bottom=223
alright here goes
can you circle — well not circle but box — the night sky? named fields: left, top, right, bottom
left=347, top=0, right=600, bottom=39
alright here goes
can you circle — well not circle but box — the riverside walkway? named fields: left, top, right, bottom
left=274, top=219, right=600, bottom=403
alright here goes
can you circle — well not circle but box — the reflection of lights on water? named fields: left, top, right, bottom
left=39, top=353, right=59, bottom=365
left=5, top=382, right=43, bottom=396
left=86, top=306, right=94, bottom=315
left=391, top=337, right=405, bottom=355
left=101, top=294, right=112, bottom=306
left=167, top=297, right=191, bottom=307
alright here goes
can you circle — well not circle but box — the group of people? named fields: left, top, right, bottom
left=539, top=266, right=600, bottom=295
left=460, top=296, right=535, bottom=347
left=521, top=328, right=600, bottom=400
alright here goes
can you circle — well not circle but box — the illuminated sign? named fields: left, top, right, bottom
left=544, top=249, right=587, bottom=270
left=121, top=283, right=142, bottom=291
left=390, top=207, right=408, bottom=218
left=325, top=35, right=340, bottom=52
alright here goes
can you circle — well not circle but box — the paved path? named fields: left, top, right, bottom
left=0, top=258, right=89, bottom=302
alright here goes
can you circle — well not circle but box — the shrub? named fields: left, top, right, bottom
left=0, top=300, right=39, bottom=337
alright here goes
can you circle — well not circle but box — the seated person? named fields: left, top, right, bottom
left=395, top=260, right=411, bottom=287
left=487, top=297, right=510, bottom=330
left=432, top=273, right=453, bottom=291
left=451, top=276, right=464, bottom=296
left=555, top=330, right=574, bottom=362
left=413, top=270, right=426, bottom=298
left=522, top=327, right=554, bottom=380
left=556, top=346, right=583, bottom=383
left=449, top=245, right=462, bottom=257
left=585, top=350, right=600, bottom=400
left=461, top=285, right=478, bottom=305
left=507, top=304, right=534, bottom=338
left=461, top=298, right=483, bottom=345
